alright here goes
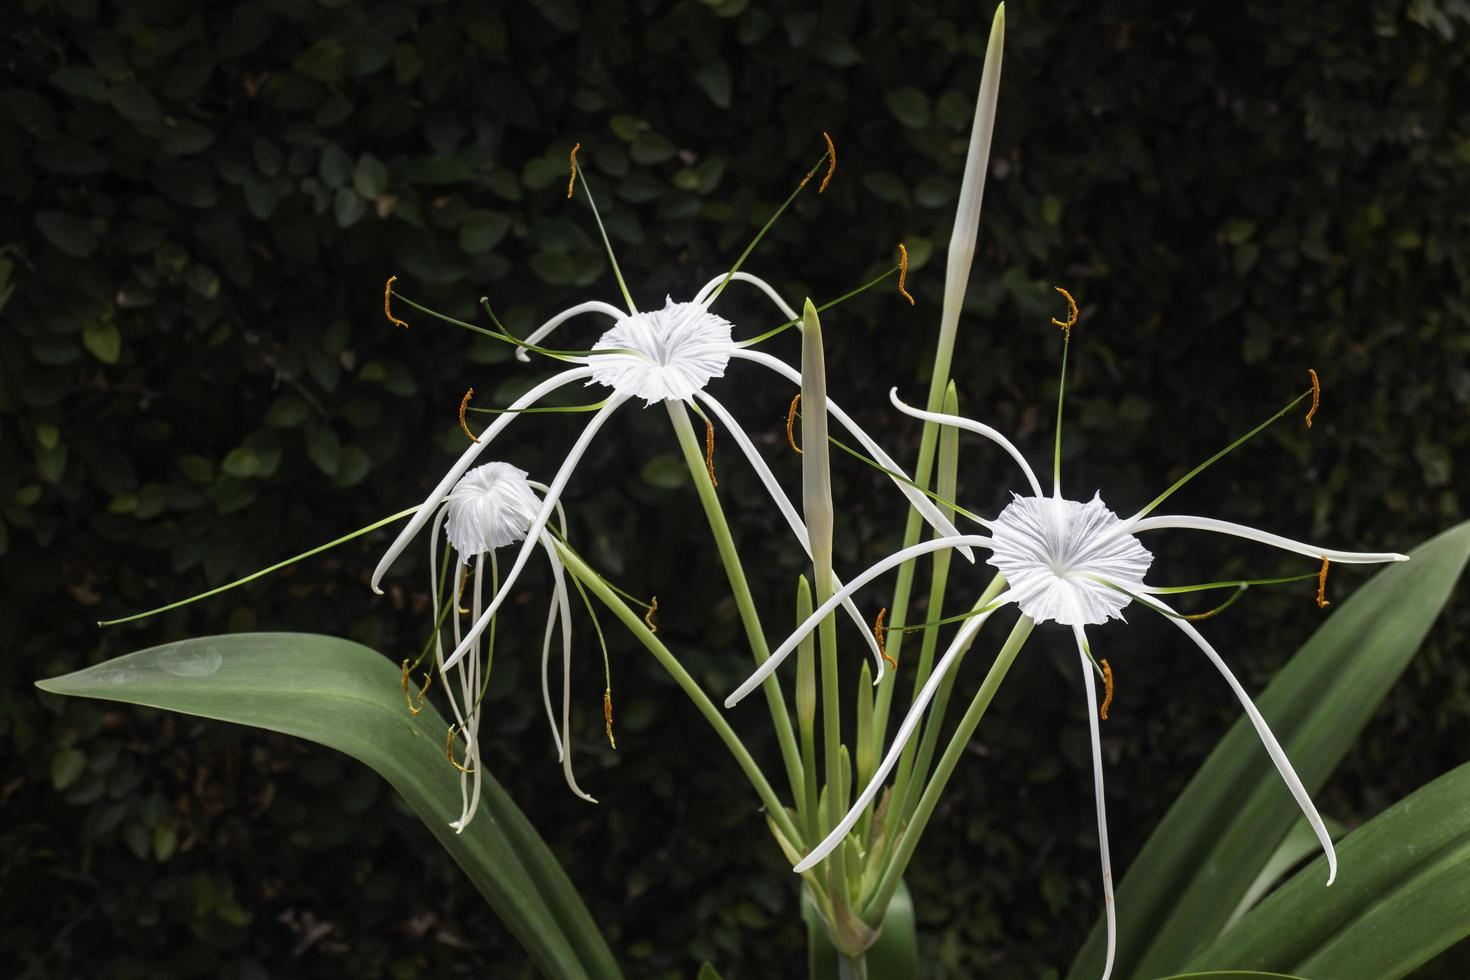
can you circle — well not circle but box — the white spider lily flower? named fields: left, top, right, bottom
left=374, top=149, right=967, bottom=680
left=429, top=461, right=596, bottom=831
left=730, top=348, right=1407, bottom=978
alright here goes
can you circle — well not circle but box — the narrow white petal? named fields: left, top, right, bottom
left=1124, top=515, right=1409, bottom=565
left=889, top=387, right=1043, bottom=499
left=442, top=395, right=628, bottom=671
left=514, top=299, right=625, bottom=362
left=1153, top=597, right=1337, bottom=885
left=372, top=367, right=595, bottom=593
left=792, top=595, right=1012, bottom=873
left=697, top=392, right=887, bottom=681
left=724, top=534, right=994, bottom=708
left=539, top=542, right=566, bottom=763
left=1073, top=625, right=1116, bottom=980
left=731, top=349, right=975, bottom=559
left=693, top=270, right=800, bottom=322
left=546, top=545, right=597, bottom=803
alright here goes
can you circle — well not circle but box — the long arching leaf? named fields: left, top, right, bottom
left=37, top=633, right=622, bottom=980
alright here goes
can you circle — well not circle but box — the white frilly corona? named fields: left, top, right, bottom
left=729, top=378, right=1408, bottom=980
left=588, top=298, right=735, bottom=405
left=432, top=461, right=597, bottom=833
left=987, top=493, right=1153, bottom=627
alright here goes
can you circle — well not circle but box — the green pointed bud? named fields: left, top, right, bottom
left=856, top=661, right=875, bottom=790
left=800, top=298, right=835, bottom=596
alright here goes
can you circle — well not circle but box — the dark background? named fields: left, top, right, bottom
left=3, top=1, right=1467, bottom=977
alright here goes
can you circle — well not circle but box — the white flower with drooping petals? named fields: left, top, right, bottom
left=587, top=297, right=735, bottom=405
left=429, top=461, right=597, bottom=831
left=728, top=346, right=1408, bottom=980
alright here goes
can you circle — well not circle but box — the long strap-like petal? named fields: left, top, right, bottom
left=1152, top=596, right=1337, bottom=884
left=1073, top=625, right=1116, bottom=980
left=1123, top=515, right=1408, bottom=565
left=513, top=300, right=626, bottom=362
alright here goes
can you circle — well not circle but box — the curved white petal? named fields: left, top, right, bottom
left=696, top=392, right=886, bottom=683
left=724, top=534, right=994, bottom=708
left=889, top=387, right=1044, bottom=499
left=545, top=544, right=597, bottom=803
left=1073, top=625, right=1115, bottom=980
left=539, top=547, right=566, bottom=763
left=1152, top=596, right=1337, bottom=885
left=1124, top=515, right=1409, bottom=565
left=792, top=594, right=1012, bottom=873
left=372, top=367, right=596, bottom=593
left=443, top=395, right=629, bottom=671
left=514, top=300, right=626, bottom=362
left=693, top=271, right=800, bottom=322
left=731, top=349, right=976, bottom=559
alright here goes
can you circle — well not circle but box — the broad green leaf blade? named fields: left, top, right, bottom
left=1186, top=760, right=1470, bottom=978
left=1067, top=521, right=1470, bottom=980
left=803, top=879, right=917, bottom=980
left=1223, top=815, right=1346, bottom=931
left=37, top=634, right=622, bottom=980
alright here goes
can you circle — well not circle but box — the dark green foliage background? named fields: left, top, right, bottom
left=2, top=0, right=1467, bottom=977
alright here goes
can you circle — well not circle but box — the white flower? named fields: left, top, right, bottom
left=374, top=149, right=966, bottom=682
left=429, top=461, right=596, bottom=831
left=728, top=374, right=1408, bottom=980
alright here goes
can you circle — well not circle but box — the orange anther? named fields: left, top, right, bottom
left=1316, top=557, right=1331, bottom=609
left=873, top=607, right=897, bottom=671
left=603, top=689, right=616, bottom=750
left=567, top=142, right=581, bottom=199
left=1306, top=368, right=1321, bottom=429
left=1099, top=659, right=1114, bottom=721
left=786, top=394, right=803, bottom=454
left=459, top=387, right=479, bottom=444
left=897, top=244, right=915, bottom=306
left=704, top=416, right=718, bottom=487
left=384, top=275, right=408, bottom=329
left=819, top=131, right=836, bottom=193
left=644, top=595, right=659, bottom=634
left=1051, top=286, right=1079, bottom=338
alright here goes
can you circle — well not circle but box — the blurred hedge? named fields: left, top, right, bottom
left=2, top=1, right=1467, bottom=977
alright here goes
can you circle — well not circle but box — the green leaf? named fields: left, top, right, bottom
left=36, top=209, right=100, bottom=257
left=353, top=153, right=389, bottom=197
left=1067, top=521, right=1470, bottom=980
left=37, top=634, right=623, bottom=980
left=883, top=87, right=931, bottom=128
left=1186, top=760, right=1470, bottom=978
left=51, top=747, right=86, bottom=790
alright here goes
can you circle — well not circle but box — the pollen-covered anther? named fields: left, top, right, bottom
left=459, top=387, right=479, bottom=444
left=897, top=244, right=915, bottom=306
left=873, top=607, right=897, bottom=670
left=1306, top=368, right=1321, bottom=429
left=819, top=131, right=836, bottom=193
left=603, top=689, right=617, bottom=750
left=567, top=142, right=581, bottom=199
left=456, top=572, right=470, bottom=616
left=1099, top=659, right=1114, bottom=721
left=445, top=724, right=475, bottom=773
left=1316, top=556, right=1331, bottom=609
left=644, top=595, right=659, bottom=634
left=401, top=659, right=432, bottom=716
left=704, top=416, right=718, bottom=487
left=384, top=275, right=408, bottom=329
left=1051, top=286, right=1079, bottom=338
left=786, top=394, right=803, bottom=454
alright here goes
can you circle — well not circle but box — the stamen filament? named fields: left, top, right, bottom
left=1316, top=557, right=1331, bottom=609
left=710, top=140, right=832, bottom=303
left=786, top=394, right=803, bottom=454
left=737, top=266, right=900, bottom=348
left=1051, top=287, right=1078, bottom=498
left=897, top=244, right=915, bottom=305
left=1306, top=368, right=1321, bottom=429
left=468, top=400, right=609, bottom=416
left=824, top=433, right=988, bottom=525
left=98, top=506, right=419, bottom=627
left=458, top=388, right=479, bottom=443
left=384, top=275, right=408, bottom=329
left=1124, top=387, right=1313, bottom=525
left=567, top=149, right=637, bottom=314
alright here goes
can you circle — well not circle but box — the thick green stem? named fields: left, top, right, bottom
left=666, top=402, right=805, bottom=800
left=864, top=615, right=1033, bottom=922
left=556, top=542, right=804, bottom=849
left=817, top=579, right=848, bottom=898
left=796, top=577, right=821, bottom=843
left=837, top=952, right=869, bottom=980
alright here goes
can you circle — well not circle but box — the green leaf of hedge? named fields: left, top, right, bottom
left=37, top=634, right=624, bottom=980
left=1067, top=520, right=1470, bottom=980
